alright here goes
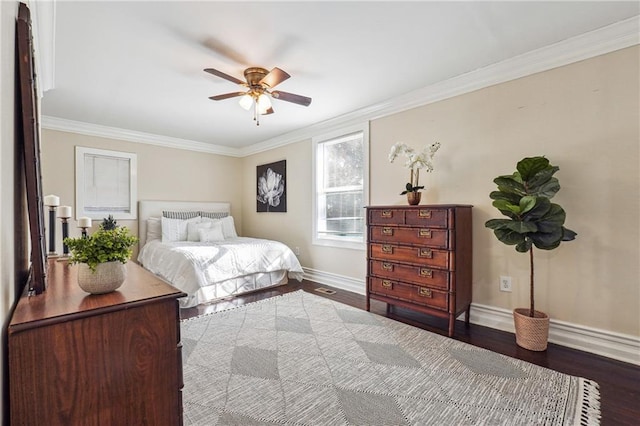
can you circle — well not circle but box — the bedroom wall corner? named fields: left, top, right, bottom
left=240, top=140, right=367, bottom=284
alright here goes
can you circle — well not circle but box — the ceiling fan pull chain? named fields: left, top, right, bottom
left=254, top=98, right=260, bottom=126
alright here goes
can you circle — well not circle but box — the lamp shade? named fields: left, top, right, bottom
left=257, top=94, right=272, bottom=114
left=239, top=94, right=253, bottom=110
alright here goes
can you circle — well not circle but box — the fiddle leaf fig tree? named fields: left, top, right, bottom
left=485, top=156, right=577, bottom=317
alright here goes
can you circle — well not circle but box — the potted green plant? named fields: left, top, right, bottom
left=64, top=215, right=138, bottom=294
left=485, top=156, right=576, bottom=351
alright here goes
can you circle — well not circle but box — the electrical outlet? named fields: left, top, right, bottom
left=294, top=246, right=301, bottom=256
left=499, top=275, right=512, bottom=292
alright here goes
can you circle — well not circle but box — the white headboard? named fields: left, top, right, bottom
left=138, top=200, right=231, bottom=248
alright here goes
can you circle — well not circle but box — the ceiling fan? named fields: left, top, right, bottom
left=204, top=66, right=312, bottom=126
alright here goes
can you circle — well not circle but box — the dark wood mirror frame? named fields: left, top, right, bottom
left=17, top=2, right=47, bottom=294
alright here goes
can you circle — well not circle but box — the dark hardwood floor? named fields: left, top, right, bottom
left=181, top=280, right=640, bottom=426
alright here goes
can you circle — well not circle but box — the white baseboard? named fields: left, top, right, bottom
left=301, top=269, right=640, bottom=366
left=302, top=267, right=366, bottom=296
left=470, top=303, right=640, bottom=366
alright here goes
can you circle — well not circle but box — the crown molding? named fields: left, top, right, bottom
left=242, top=15, right=639, bottom=156
left=41, top=116, right=242, bottom=157
left=41, top=16, right=639, bottom=158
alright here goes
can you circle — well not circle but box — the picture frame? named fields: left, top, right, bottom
left=256, top=160, right=287, bottom=212
left=75, top=147, right=137, bottom=220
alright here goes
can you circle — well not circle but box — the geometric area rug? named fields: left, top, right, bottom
left=181, top=290, right=600, bottom=425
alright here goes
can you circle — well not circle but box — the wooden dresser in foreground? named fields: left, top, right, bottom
left=366, top=205, right=473, bottom=337
left=8, top=260, right=186, bottom=425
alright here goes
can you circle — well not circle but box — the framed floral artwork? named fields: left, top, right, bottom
left=257, top=160, right=286, bottom=212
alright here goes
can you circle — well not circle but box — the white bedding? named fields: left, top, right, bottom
left=138, top=237, right=304, bottom=307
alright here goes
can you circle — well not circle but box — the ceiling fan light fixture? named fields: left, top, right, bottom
left=239, top=94, right=253, bottom=110
left=206, top=66, right=311, bottom=126
left=257, top=93, right=272, bottom=114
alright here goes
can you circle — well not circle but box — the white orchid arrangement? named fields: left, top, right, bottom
left=388, top=142, right=441, bottom=194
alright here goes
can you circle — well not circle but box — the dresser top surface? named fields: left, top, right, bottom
left=9, top=260, right=185, bottom=330
left=366, top=204, right=473, bottom=209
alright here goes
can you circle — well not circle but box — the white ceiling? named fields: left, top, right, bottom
left=40, top=1, right=639, bottom=150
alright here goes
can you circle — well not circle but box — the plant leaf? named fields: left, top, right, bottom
left=494, top=175, right=525, bottom=196
left=489, top=190, right=521, bottom=204
left=516, top=156, right=549, bottom=181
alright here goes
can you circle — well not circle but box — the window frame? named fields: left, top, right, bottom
left=312, top=122, right=369, bottom=250
left=75, top=146, right=138, bottom=220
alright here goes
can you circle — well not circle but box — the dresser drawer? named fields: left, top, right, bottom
left=369, top=226, right=450, bottom=249
left=369, top=277, right=449, bottom=311
left=405, top=208, right=448, bottom=228
left=369, top=260, right=449, bottom=290
left=369, top=243, right=450, bottom=270
left=368, top=208, right=404, bottom=225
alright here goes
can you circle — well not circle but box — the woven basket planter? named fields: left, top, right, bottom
left=513, top=308, right=550, bottom=351
left=77, top=261, right=126, bottom=294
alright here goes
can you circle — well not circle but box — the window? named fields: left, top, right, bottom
left=75, top=147, right=137, bottom=220
left=313, top=123, right=369, bottom=249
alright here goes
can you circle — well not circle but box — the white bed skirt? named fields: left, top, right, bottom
left=180, top=269, right=289, bottom=308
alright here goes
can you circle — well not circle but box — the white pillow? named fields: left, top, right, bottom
left=187, top=220, right=212, bottom=242
left=162, top=216, right=201, bottom=242
left=203, top=216, right=238, bottom=239
left=220, top=216, right=238, bottom=239
left=146, top=217, right=162, bottom=242
left=199, top=222, right=225, bottom=243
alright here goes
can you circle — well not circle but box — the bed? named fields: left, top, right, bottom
left=137, top=200, right=304, bottom=308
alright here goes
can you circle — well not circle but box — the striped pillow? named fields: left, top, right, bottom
left=162, top=210, right=199, bottom=220
left=200, top=211, right=229, bottom=220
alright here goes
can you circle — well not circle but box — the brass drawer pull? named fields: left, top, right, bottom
left=382, top=227, right=394, bottom=236
left=420, top=268, right=433, bottom=278
left=382, top=245, right=393, bottom=254
left=382, top=262, right=393, bottom=271
left=419, top=210, right=432, bottom=218
left=418, top=287, right=433, bottom=298
left=381, top=210, right=392, bottom=218
left=419, top=248, right=433, bottom=258
left=381, top=280, right=393, bottom=289
left=419, top=229, right=431, bottom=238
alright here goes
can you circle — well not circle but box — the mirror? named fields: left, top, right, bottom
left=17, top=2, right=47, bottom=294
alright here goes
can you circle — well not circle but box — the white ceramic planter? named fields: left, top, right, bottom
left=77, top=261, right=126, bottom=294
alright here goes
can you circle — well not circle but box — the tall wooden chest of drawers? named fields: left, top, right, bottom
left=366, top=205, right=473, bottom=336
left=8, top=260, right=186, bottom=425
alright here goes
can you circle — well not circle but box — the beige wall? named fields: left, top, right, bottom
left=240, top=141, right=368, bottom=279
left=34, top=46, right=640, bottom=339
left=243, top=46, right=639, bottom=337
left=40, top=130, right=244, bottom=256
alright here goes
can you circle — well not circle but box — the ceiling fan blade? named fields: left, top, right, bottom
left=201, top=37, right=249, bottom=66
left=209, top=92, right=246, bottom=101
left=271, top=90, right=312, bottom=107
left=259, top=67, right=290, bottom=89
left=204, top=68, right=246, bottom=86
left=261, top=107, right=275, bottom=115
